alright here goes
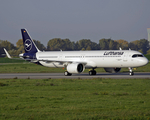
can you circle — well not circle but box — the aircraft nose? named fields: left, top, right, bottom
left=142, top=58, right=149, bottom=66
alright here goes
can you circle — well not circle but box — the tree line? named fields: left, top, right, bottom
left=0, top=38, right=150, bottom=57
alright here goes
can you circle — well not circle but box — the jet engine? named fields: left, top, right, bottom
left=104, top=68, right=121, bottom=73
left=67, top=63, right=85, bottom=73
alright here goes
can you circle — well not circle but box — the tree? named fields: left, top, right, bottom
left=81, top=48, right=85, bottom=51
left=16, top=39, right=24, bottom=54
left=115, top=39, right=128, bottom=50
left=128, top=42, right=137, bottom=50
left=71, top=41, right=76, bottom=50
left=130, top=40, right=140, bottom=51
left=8, top=49, right=18, bottom=57
left=138, top=39, right=149, bottom=54
left=99, top=38, right=117, bottom=50
left=47, top=38, right=73, bottom=51
left=86, top=45, right=91, bottom=50
left=0, top=40, right=16, bottom=57
left=74, top=41, right=80, bottom=50
left=16, top=39, right=23, bottom=48
left=130, top=39, right=149, bottom=54
left=109, top=40, right=118, bottom=50
left=0, top=40, right=16, bottom=50
left=99, top=38, right=108, bottom=50
left=147, top=49, right=150, bottom=54
left=78, top=39, right=99, bottom=50
left=33, top=40, right=46, bottom=51
left=63, top=39, right=74, bottom=51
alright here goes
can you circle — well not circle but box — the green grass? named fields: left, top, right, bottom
left=0, top=58, right=28, bottom=63
left=0, top=63, right=65, bottom=73
left=145, top=54, right=150, bottom=61
left=0, top=78, right=150, bottom=119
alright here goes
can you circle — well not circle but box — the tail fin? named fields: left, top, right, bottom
left=21, top=29, right=40, bottom=53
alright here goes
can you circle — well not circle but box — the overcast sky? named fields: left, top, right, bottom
left=0, top=0, right=150, bottom=46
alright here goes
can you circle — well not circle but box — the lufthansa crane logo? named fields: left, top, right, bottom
left=25, top=39, right=32, bottom=51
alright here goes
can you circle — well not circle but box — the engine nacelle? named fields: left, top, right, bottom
left=104, top=68, right=121, bottom=73
left=67, top=63, right=85, bottom=74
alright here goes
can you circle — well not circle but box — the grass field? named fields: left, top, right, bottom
left=0, top=78, right=150, bottom=120
left=0, top=58, right=28, bottom=63
left=0, top=56, right=150, bottom=120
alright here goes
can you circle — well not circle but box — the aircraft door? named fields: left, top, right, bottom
left=59, top=54, right=62, bottom=61
left=80, top=54, right=85, bottom=61
left=123, top=52, right=128, bottom=62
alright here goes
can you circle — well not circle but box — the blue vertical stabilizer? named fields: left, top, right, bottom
left=21, top=29, right=40, bottom=54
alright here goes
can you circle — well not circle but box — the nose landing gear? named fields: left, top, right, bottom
left=129, top=67, right=134, bottom=76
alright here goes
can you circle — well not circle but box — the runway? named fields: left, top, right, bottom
left=0, top=72, right=150, bottom=79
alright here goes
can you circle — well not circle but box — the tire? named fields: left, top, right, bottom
left=93, top=70, right=96, bottom=75
left=89, top=70, right=97, bottom=75
left=129, top=72, right=134, bottom=76
left=64, top=71, right=68, bottom=76
left=64, top=71, right=72, bottom=76
left=89, top=71, right=92, bottom=75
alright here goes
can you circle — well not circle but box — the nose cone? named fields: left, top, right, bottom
left=140, top=57, right=149, bottom=66
left=145, top=58, right=149, bottom=65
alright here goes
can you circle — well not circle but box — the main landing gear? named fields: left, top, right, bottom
left=89, top=69, right=97, bottom=75
left=129, top=67, right=134, bottom=76
left=64, top=71, right=72, bottom=76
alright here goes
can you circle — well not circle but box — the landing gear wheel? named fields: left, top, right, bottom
left=89, top=71, right=92, bottom=75
left=129, top=72, right=134, bottom=76
left=93, top=70, right=96, bottom=75
left=89, top=70, right=97, bottom=75
left=64, top=71, right=72, bottom=76
left=129, top=67, right=134, bottom=76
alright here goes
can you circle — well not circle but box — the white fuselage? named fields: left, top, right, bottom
left=36, top=50, right=148, bottom=68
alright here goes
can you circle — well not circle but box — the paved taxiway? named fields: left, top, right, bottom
left=0, top=72, right=150, bottom=79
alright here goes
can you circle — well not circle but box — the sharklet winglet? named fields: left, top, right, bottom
left=4, top=48, right=11, bottom=58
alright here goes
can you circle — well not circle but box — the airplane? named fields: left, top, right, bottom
left=4, top=29, right=149, bottom=76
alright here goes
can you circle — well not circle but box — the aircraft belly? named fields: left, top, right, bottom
left=94, top=58, right=122, bottom=68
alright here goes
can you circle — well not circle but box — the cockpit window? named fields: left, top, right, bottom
left=132, top=54, right=143, bottom=58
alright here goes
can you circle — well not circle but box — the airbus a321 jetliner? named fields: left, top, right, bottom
left=4, top=29, right=148, bottom=76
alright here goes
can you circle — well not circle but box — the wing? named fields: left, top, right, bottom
left=38, top=59, right=87, bottom=65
